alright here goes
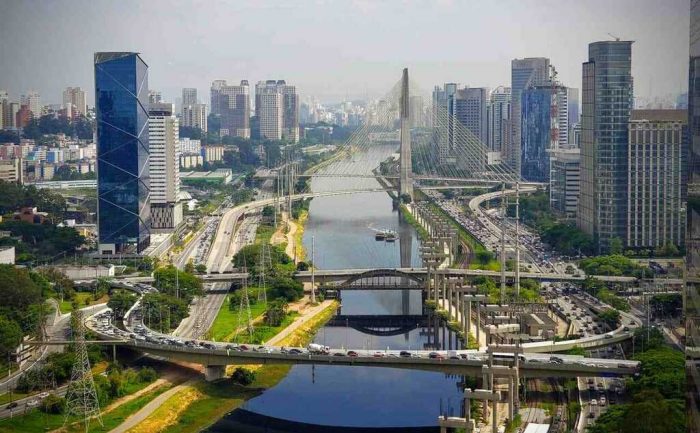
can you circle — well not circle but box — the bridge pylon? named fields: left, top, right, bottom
left=399, top=67, right=413, bottom=200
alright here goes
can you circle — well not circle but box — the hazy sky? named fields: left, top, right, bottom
left=0, top=0, right=690, bottom=105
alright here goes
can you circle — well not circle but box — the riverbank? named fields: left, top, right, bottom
left=117, top=301, right=339, bottom=433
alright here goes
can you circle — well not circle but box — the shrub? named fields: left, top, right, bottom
left=231, top=367, right=256, bottom=386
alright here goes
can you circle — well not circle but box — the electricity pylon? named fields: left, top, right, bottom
left=257, top=244, right=271, bottom=304
left=64, top=310, right=102, bottom=432
left=234, top=267, right=254, bottom=341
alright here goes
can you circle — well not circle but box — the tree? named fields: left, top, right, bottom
left=268, top=277, right=303, bottom=301
left=231, top=367, right=256, bottom=386
left=107, top=291, right=137, bottom=319
left=610, top=237, right=624, bottom=255
left=597, top=309, right=621, bottom=330
left=0, top=315, right=22, bottom=357
left=39, top=394, right=66, bottom=414
left=0, top=265, right=44, bottom=333
left=400, top=193, right=412, bottom=204
left=264, top=298, right=288, bottom=326
left=184, top=260, right=195, bottom=274
left=195, top=264, right=207, bottom=274
left=153, top=265, right=203, bottom=302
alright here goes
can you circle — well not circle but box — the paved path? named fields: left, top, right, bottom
left=266, top=300, right=335, bottom=346
left=108, top=379, right=196, bottom=433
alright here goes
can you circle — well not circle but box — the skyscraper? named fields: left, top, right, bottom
left=148, top=102, right=182, bottom=232
left=487, top=86, right=511, bottom=153
left=432, top=83, right=459, bottom=165
left=686, top=4, right=700, bottom=426
left=510, top=57, right=550, bottom=173
left=94, top=52, right=151, bottom=254
left=210, top=80, right=250, bottom=138
left=20, top=91, right=41, bottom=118
left=577, top=41, right=633, bottom=252
left=567, top=87, right=580, bottom=129
left=452, top=87, right=488, bottom=145
left=520, top=82, right=568, bottom=182
left=63, top=87, right=87, bottom=116
left=181, top=103, right=208, bottom=132
left=255, top=80, right=299, bottom=143
left=626, top=109, right=686, bottom=249
left=182, top=88, right=197, bottom=106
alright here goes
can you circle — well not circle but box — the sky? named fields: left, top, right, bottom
left=0, top=0, right=690, bottom=106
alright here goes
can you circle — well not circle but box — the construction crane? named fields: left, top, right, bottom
left=607, top=33, right=621, bottom=41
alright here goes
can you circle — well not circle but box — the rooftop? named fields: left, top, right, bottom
left=630, top=109, right=687, bottom=123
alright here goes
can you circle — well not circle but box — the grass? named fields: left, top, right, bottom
left=0, top=391, right=28, bottom=405
left=292, top=210, right=308, bottom=261
left=205, top=290, right=268, bottom=342
left=276, top=301, right=339, bottom=347
left=0, top=380, right=167, bottom=433
left=234, top=312, right=299, bottom=344
left=58, top=292, right=109, bottom=314
left=255, top=223, right=276, bottom=244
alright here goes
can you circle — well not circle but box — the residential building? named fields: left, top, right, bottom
left=182, top=88, right=197, bottom=106
left=686, top=1, right=700, bottom=427
left=255, top=80, right=299, bottom=143
left=63, top=87, right=87, bottom=116
left=202, top=144, right=224, bottom=163
left=549, top=147, right=580, bottom=219
left=626, top=109, right=686, bottom=249
left=577, top=41, right=634, bottom=252
left=20, top=91, right=41, bottom=118
left=510, top=57, right=551, bottom=173
left=0, top=158, right=23, bottom=183
left=520, top=82, right=568, bottom=182
left=179, top=137, right=202, bottom=154
left=210, top=80, right=250, bottom=138
left=95, top=52, right=151, bottom=254
left=148, top=102, right=182, bottom=232
left=487, top=86, right=511, bottom=153
left=179, top=153, right=203, bottom=169
left=148, top=90, right=162, bottom=104
left=181, top=103, right=208, bottom=132
left=16, top=105, right=32, bottom=128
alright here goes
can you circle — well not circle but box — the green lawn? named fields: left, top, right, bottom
left=57, top=292, right=109, bottom=314
left=0, top=391, right=28, bottom=405
left=206, top=291, right=268, bottom=342
left=0, top=379, right=164, bottom=433
left=255, top=223, right=276, bottom=244
left=234, top=312, right=299, bottom=344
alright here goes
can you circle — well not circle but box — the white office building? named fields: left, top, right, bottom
left=148, top=103, right=182, bottom=231
left=255, top=80, right=299, bottom=143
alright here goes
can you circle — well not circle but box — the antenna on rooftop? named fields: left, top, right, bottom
left=607, top=33, right=621, bottom=41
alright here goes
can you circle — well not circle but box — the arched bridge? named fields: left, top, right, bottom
left=338, top=269, right=424, bottom=291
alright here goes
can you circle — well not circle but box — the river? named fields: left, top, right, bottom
left=207, top=144, right=466, bottom=432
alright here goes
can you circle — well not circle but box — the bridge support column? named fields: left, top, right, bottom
left=508, top=376, right=514, bottom=422
left=447, top=282, right=453, bottom=318
left=204, top=365, right=226, bottom=382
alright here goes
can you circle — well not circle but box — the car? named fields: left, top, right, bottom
left=600, top=396, right=607, bottom=406
left=590, top=399, right=598, bottom=406
left=429, top=352, right=444, bottom=359
left=239, top=345, right=250, bottom=351
left=347, top=351, right=358, bottom=357
left=400, top=350, right=411, bottom=358
left=588, top=411, right=596, bottom=419
left=6, top=402, right=18, bottom=409
left=288, top=348, right=303, bottom=355
left=27, top=400, right=39, bottom=407
left=373, top=351, right=385, bottom=358
left=332, top=352, right=346, bottom=357
left=38, top=392, right=49, bottom=399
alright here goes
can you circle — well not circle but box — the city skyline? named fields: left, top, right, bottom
left=0, top=0, right=689, bottom=105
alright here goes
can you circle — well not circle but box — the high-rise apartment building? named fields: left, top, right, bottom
left=567, top=87, right=580, bottom=129
left=63, top=87, right=87, bottom=116
left=148, top=90, right=162, bottom=104
left=255, top=80, right=299, bottom=143
left=148, top=102, right=182, bottom=232
left=510, top=57, right=550, bottom=174
left=432, top=83, right=459, bottom=165
left=686, top=2, right=700, bottom=428
left=452, top=87, right=488, bottom=145
left=521, top=83, right=568, bottom=182
left=20, top=91, right=41, bottom=118
left=577, top=41, right=633, bottom=252
left=549, top=147, right=580, bottom=219
left=182, top=88, right=197, bottom=106
left=627, top=109, right=686, bottom=249
left=181, top=103, right=208, bottom=132
left=487, top=86, right=511, bottom=153
left=95, top=52, right=151, bottom=254
left=210, top=80, right=250, bottom=138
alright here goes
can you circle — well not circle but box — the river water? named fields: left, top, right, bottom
left=207, top=145, right=465, bottom=432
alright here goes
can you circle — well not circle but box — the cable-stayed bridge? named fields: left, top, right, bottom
left=270, top=68, right=542, bottom=197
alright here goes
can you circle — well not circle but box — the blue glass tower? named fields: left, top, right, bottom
left=95, top=52, right=150, bottom=254
left=521, top=87, right=552, bottom=182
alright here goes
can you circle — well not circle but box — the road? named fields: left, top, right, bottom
left=173, top=282, right=229, bottom=339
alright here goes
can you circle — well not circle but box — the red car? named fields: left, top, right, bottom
left=347, top=350, right=359, bottom=357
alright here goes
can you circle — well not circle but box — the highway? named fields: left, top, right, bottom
left=173, top=282, right=229, bottom=339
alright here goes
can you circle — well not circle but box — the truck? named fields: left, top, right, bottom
left=307, top=343, right=330, bottom=354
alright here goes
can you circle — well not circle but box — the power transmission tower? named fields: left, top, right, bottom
left=64, top=310, right=102, bottom=432
left=234, top=267, right=254, bottom=342
left=257, top=244, right=271, bottom=304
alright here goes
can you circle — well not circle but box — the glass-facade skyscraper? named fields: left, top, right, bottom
left=577, top=41, right=633, bottom=252
left=95, top=52, right=151, bottom=254
left=687, top=1, right=700, bottom=430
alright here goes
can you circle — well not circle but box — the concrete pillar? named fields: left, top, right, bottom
left=508, top=376, right=514, bottom=421
left=462, top=296, right=468, bottom=340
left=447, top=283, right=453, bottom=318
left=439, top=427, right=447, bottom=433
left=482, top=372, right=489, bottom=422
left=204, top=365, right=226, bottom=382
left=476, top=302, right=481, bottom=345
left=466, top=299, right=472, bottom=343
left=492, top=397, right=498, bottom=433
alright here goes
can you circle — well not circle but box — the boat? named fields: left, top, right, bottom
left=384, top=230, right=398, bottom=242
left=375, top=230, right=387, bottom=240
